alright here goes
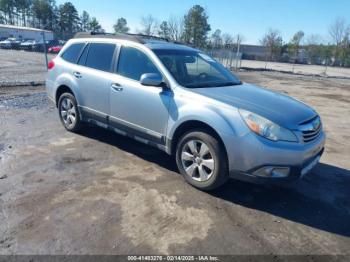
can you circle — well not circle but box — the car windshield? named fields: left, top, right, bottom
left=153, top=49, right=241, bottom=88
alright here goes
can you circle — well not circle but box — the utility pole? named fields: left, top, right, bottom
left=229, top=45, right=234, bottom=68
left=235, top=35, right=241, bottom=70
left=42, top=31, right=48, bottom=70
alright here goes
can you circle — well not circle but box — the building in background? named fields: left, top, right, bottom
left=0, top=24, right=53, bottom=41
left=240, top=45, right=267, bottom=61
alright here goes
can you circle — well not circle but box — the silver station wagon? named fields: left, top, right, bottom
left=46, top=32, right=326, bottom=190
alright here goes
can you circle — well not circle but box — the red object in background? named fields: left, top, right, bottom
left=48, top=46, right=62, bottom=53
left=47, top=60, right=55, bottom=70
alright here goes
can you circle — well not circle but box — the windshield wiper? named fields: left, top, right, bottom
left=185, top=82, right=212, bottom=88
left=214, top=81, right=242, bottom=87
left=186, top=81, right=242, bottom=88
left=207, top=82, right=242, bottom=87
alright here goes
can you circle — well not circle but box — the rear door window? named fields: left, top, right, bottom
left=85, top=43, right=116, bottom=72
left=61, top=43, right=85, bottom=63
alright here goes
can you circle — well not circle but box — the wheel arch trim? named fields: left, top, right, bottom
left=54, top=73, right=81, bottom=106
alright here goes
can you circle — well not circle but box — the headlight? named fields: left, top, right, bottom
left=239, top=109, right=298, bottom=142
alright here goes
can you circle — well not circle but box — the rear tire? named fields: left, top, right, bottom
left=175, top=130, right=228, bottom=191
left=58, top=92, right=82, bottom=132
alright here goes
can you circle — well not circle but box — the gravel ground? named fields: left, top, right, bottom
left=0, top=71, right=349, bottom=256
left=0, top=49, right=55, bottom=86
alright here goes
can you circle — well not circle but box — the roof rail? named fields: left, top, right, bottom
left=126, top=33, right=169, bottom=43
left=74, top=32, right=144, bottom=43
left=73, top=31, right=170, bottom=44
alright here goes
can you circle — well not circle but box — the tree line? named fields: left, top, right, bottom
left=260, top=18, right=350, bottom=67
left=1, top=1, right=349, bottom=67
left=115, top=5, right=212, bottom=48
left=132, top=7, right=350, bottom=67
left=0, top=2, right=216, bottom=47
left=0, top=0, right=103, bottom=39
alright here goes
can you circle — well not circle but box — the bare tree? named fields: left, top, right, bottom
left=329, top=17, right=350, bottom=65
left=140, top=14, right=159, bottom=36
left=306, top=34, right=325, bottom=65
left=260, top=29, right=283, bottom=62
left=168, top=15, right=184, bottom=41
left=288, top=30, right=305, bottom=68
left=329, top=17, right=347, bottom=45
left=306, top=34, right=324, bottom=45
left=211, top=29, right=222, bottom=47
left=222, top=33, right=233, bottom=46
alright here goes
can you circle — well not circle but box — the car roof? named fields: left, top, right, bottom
left=73, top=32, right=198, bottom=52
left=144, top=41, right=197, bottom=52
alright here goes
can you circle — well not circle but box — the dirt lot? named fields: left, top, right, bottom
left=240, top=59, right=350, bottom=78
left=0, top=49, right=54, bottom=86
left=0, top=62, right=350, bottom=255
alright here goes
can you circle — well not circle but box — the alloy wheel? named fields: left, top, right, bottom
left=180, top=139, right=215, bottom=182
left=60, top=97, right=77, bottom=128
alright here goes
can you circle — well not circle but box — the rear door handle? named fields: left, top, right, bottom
left=73, top=72, right=82, bottom=79
left=111, top=83, right=123, bottom=92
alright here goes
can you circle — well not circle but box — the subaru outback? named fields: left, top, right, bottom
left=46, top=32, right=325, bottom=190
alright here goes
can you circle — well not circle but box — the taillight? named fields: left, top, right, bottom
left=48, top=60, right=55, bottom=70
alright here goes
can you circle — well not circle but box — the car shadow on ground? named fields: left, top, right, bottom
left=211, top=163, right=350, bottom=237
left=80, top=125, right=350, bottom=238
left=80, top=125, right=178, bottom=172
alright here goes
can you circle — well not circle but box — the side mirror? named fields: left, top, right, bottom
left=140, top=73, right=164, bottom=87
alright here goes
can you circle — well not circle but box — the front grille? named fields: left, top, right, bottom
left=299, top=116, right=322, bottom=143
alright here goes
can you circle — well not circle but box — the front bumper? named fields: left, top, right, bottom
left=230, top=148, right=324, bottom=184
left=227, top=131, right=326, bottom=184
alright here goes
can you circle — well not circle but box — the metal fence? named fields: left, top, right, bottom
left=204, top=47, right=350, bottom=78
left=206, top=48, right=242, bottom=70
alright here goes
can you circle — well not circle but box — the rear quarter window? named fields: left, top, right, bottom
left=61, top=43, right=85, bottom=63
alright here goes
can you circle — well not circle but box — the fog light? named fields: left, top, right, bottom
left=271, top=167, right=290, bottom=178
left=253, top=166, right=290, bottom=178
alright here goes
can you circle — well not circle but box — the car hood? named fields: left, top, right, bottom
left=189, top=83, right=317, bottom=130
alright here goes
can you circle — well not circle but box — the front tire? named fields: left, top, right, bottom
left=176, top=130, right=228, bottom=191
left=58, top=92, right=82, bottom=132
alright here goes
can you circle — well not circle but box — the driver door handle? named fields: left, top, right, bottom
left=111, top=83, right=123, bottom=92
